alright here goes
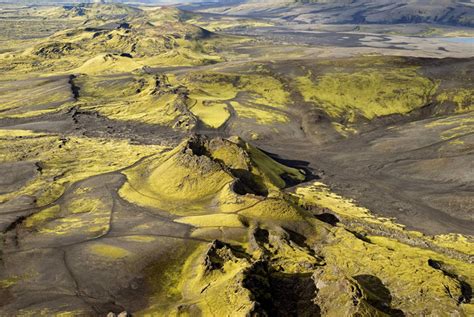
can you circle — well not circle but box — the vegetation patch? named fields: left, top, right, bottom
left=0, top=129, right=165, bottom=207
left=89, top=243, right=132, bottom=259
left=297, top=68, right=437, bottom=121
left=295, top=182, right=403, bottom=230
left=24, top=205, right=61, bottom=228
left=437, top=88, right=473, bottom=113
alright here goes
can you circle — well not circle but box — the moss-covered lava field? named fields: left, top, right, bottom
left=0, top=1, right=473, bottom=316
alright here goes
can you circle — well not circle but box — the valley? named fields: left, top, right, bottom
left=0, top=1, right=473, bottom=316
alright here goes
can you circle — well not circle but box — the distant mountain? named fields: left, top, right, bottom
left=195, top=0, right=474, bottom=27
left=0, top=0, right=208, bottom=4
left=3, top=0, right=473, bottom=27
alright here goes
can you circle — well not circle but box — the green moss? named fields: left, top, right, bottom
left=39, top=214, right=110, bottom=236
left=190, top=101, right=230, bottom=128
left=186, top=73, right=239, bottom=101
left=120, top=136, right=305, bottom=216
left=71, top=69, right=292, bottom=128
left=187, top=17, right=274, bottom=32
left=120, top=236, right=157, bottom=243
left=368, top=235, right=474, bottom=288
left=0, top=275, right=22, bottom=288
left=137, top=241, right=203, bottom=316
left=436, top=88, right=473, bottom=113
left=239, top=196, right=306, bottom=222
left=73, top=54, right=143, bottom=75
left=89, top=244, right=131, bottom=259
left=183, top=71, right=291, bottom=126
left=430, top=234, right=474, bottom=256
left=229, top=137, right=305, bottom=190
left=215, top=184, right=262, bottom=214
left=239, top=74, right=290, bottom=108
left=24, top=205, right=61, bottom=228
left=231, top=101, right=289, bottom=125
left=176, top=214, right=244, bottom=228
left=67, top=198, right=107, bottom=214
left=295, top=182, right=403, bottom=230
left=297, top=68, right=437, bottom=121
left=76, top=74, right=182, bottom=126
left=320, top=228, right=473, bottom=314
left=0, top=129, right=165, bottom=207
left=177, top=244, right=255, bottom=317
left=119, top=147, right=233, bottom=214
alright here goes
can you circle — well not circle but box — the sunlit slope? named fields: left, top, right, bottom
left=297, top=67, right=436, bottom=121
left=1, top=42, right=472, bottom=142
left=0, top=129, right=166, bottom=209
left=119, top=135, right=305, bottom=214
left=114, top=135, right=474, bottom=316
left=0, top=5, right=224, bottom=75
left=291, top=56, right=473, bottom=136
left=2, top=132, right=472, bottom=315
left=0, top=4, right=470, bottom=139
left=69, top=69, right=293, bottom=132
left=0, top=2, right=473, bottom=316
left=71, top=57, right=472, bottom=138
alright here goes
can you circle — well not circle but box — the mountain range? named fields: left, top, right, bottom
left=3, top=0, right=474, bottom=28
left=195, top=0, right=474, bottom=27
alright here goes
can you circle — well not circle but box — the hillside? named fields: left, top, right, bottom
left=196, top=0, right=474, bottom=27
left=0, top=2, right=473, bottom=316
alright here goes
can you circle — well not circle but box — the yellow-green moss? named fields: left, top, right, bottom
left=431, top=234, right=474, bottom=256
left=120, top=136, right=305, bottom=216
left=183, top=72, right=291, bottom=126
left=239, top=74, right=290, bottom=108
left=74, top=74, right=186, bottom=126
left=0, top=130, right=166, bottom=207
left=73, top=54, right=143, bottom=75
left=368, top=235, right=474, bottom=286
left=239, top=197, right=306, bottom=222
left=24, top=205, right=61, bottom=228
left=137, top=241, right=203, bottom=316
left=67, top=198, right=107, bottom=214
left=231, top=101, right=289, bottom=125
left=190, top=101, right=230, bottom=128
left=39, top=214, right=110, bottom=236
left=120, top=236, right=157, bottom=243
left=178, top=245, right=255, bottom=317
left=119, top=149, right=233, bottom=214
left=0, top=129, right=40, bottom=138
left=297, top=68, right=437, bottom=121
left=437, top=88, right=473, bottom=113
left=321, top=228, right=473, bottom=314
left=214, top=185, right=262, bottom=214
left=187, top=17, right=274, bottom=32
left=89, top=244, right=131, bottom=259
left=176, top=214, right=244, bottom=228
left=241, top=139, right=305, bottom=189
left=295, top=182, right=403, bottom=230
left=0, top=275, right=22, bottom=288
